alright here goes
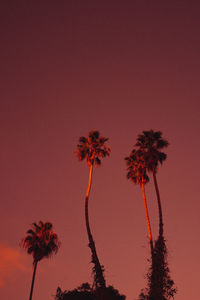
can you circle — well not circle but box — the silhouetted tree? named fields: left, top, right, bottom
left=125, top=148, right=153, bottom=255
left=135, top=130, right=176, bottom=299
left=21, top=221, right=60, bottom=300
left=135, top=130, right=168, bottom=237
left=75, top=130, right=110, bottom=290
left=55, top=283, right=93, bottom=300
left=55, top=283, right=126, bottom=300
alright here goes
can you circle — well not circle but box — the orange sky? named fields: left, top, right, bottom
left=0, top=1, right=200, bottom=299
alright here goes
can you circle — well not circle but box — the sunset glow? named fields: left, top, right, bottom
left=0, top=1, right=200, bottom=300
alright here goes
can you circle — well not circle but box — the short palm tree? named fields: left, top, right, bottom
left=135, top=130, right=169, bottom=236
left=75, top=130, right=110, bottom=289
left=125, top=148, right=153, bottom=255
left=21, top=221, right=60, bottom=300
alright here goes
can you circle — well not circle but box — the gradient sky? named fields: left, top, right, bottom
left=0, top=1, right=200, bottom=299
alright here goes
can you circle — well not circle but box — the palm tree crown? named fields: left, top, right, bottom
left=75, top=130, right=111, bottom=166
left=125, top=149, right=149, bottom=186
left=135, top=130, right=169, bottom=172
left=21, top=221, right=60, bottom=264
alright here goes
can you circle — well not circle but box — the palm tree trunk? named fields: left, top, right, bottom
left=85, top=164, right=106, bottom=289
left=152, top=170, right=163, bottom=237
left=141, top=182, right=153, bottom=256
left=29, top=261, right=38, bottom=300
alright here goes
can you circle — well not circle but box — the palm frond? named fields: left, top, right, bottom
left=21, top=221, right=60, bottom=263
left=125, top=148, right=149, bottom=186
left=75, top=130, right=110, bottom=166
left=135, top=129, right=169, bottom=173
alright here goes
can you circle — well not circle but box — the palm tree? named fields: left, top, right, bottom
left=125, top=148, right=153, bottom=255
left=135, top=130, right=169, bottom=237
left=75, top=130, right=110, bottom=290
left=21, top=221, right=60, bottom=300
left=135, top=130, right=176, bottom=299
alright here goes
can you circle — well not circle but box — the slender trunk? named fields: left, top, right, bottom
left=29, top=261, right=38, bottom=300
left=153, top=170, right=163, bottom=237
left=85, top=164, right=106, bottom=289
left=141, top=182, right=153, bottom=256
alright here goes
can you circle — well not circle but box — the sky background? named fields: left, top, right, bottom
left=0, top=1, right=200, bottom=299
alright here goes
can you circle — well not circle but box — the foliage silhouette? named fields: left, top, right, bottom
left=21, top=221, right=60, bottom=300
left=55, top=283, right=126, bottom=300
left=138, top=235, right=177, bottom=300
left=125, top=148, right=153, bottom=255
left=75, top=130, right=110, bottom=290
left=55, top=283, right=93, bottom=300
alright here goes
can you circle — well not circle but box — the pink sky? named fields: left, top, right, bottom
left=0, top=1, right=200, bottom=299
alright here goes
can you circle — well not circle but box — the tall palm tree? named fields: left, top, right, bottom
left=75, top=130, right=110, bottom=290
left=125, top=148, right=153, bottom=255
left=135, top=130, right=169, bottom=237
left=21, top=221, right=60, bottom=300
